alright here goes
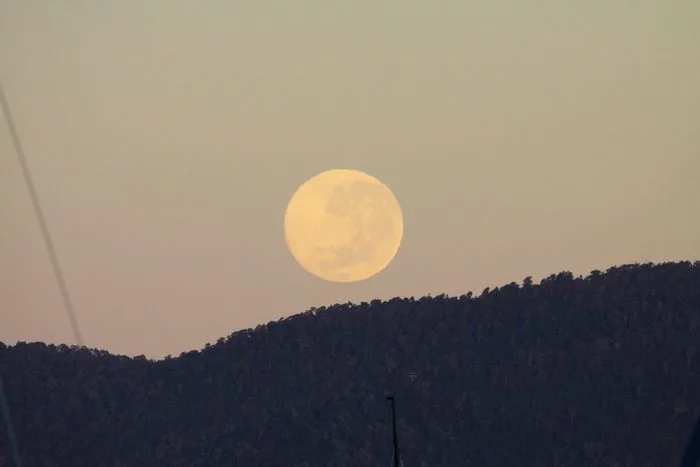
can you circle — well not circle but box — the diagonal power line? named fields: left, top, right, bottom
left=0, top=80, right=84, bottom=346
left=0, top=378, right=22, bottom=467
left=1, top=78, right=86, bottom=467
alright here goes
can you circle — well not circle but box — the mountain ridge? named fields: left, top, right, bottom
left=2, top=260, right=700, bottom=466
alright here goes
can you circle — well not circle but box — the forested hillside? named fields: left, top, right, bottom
left=2, top=261, right=700, bottom=466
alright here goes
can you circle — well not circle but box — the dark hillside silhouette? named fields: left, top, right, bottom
left=1, top=261, right=700, bottom=466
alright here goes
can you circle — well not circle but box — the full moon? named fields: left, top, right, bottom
left=284, top=169, right=404, bottom=283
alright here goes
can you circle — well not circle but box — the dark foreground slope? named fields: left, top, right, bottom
left=2, top=261, right=700, bottom=466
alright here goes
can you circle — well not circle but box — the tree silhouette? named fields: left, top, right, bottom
left=1, top=261, right=699, bottom=466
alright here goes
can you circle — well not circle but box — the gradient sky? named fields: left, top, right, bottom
left=1, top=1, right=698, bottom=359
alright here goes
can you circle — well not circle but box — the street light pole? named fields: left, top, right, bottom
left=387, top=396, right=401, bottom=467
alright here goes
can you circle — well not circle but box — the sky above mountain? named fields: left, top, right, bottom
left=1, top=0, right=698, bottom=358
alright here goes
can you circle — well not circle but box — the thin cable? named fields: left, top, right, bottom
left=0, top=378, right=22, bottom=467
left=0, top=80, right=84, bottom=346
left=2, top=80, right=116, bottom=464
left=0, top=80, right=26, bottom=467
left=1, top=78, right=86, bottom=465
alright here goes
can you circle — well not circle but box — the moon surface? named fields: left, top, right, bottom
left=284, top=169, right=404, bottom=283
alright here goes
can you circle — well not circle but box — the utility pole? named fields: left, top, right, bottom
left=387, top=396, right=401, bottom=467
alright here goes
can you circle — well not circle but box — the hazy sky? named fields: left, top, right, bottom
left=1, top=1, right=698, bottom=358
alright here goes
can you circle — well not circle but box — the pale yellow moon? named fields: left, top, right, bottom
left=284, top=169, right=404, bottom=283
